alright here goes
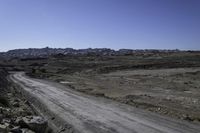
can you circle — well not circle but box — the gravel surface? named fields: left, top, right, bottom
left=10, top=72, right=200, bottom=133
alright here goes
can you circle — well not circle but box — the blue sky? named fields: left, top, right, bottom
left=0, top=0, right=200, bottom=51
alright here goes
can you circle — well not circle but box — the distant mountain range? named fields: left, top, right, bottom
left=0, top=47, right=196, bottom=59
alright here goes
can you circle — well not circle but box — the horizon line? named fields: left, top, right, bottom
left=1, top=47, right=199, bottom=53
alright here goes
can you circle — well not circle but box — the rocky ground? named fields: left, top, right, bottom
left=47, top=67, right=200, bottom=123
left=0, top=69, right=51, bottom=133
left=21, top=53, right=200, bottom=124
left=10, top=72, right=200, bottom=133
left=7, top=68, right=200, bottom=133
left=1, top=52, right=200, bottom=127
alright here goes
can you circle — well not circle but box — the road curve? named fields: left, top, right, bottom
left=10, top=72, right=200, bottom=133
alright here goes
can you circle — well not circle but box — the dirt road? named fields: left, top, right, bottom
left=10, top=72, right=200, bottom=133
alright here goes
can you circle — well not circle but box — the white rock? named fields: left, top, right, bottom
left=0, top=124, right=8, bottom=133
left=21, top=128, right=35, bottom=133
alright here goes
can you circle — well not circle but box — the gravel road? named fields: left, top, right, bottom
left=10, top=72, right=200, bottom=133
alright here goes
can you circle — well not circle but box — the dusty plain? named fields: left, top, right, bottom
left=3, top=51, right=200, bottom=123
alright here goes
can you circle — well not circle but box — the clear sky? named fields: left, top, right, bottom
left=0, top=0, right=200, bottom=52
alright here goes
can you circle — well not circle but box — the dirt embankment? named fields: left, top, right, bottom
left=0, top=70, right=52, bottom=133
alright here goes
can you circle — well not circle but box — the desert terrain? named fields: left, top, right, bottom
left=9, top=72, right=200, bottom=133
left=3, top=51, right=199, bottom=122
left=1, top=50, right=200, bottom=132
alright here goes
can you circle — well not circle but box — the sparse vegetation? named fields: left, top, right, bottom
left=1, top=50, right=200, bottom=123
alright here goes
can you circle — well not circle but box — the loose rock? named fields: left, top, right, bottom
left=10, top=126, right=22, bottom=133
left=15, top=117, right=27, bottom=128
left=0, top=123, right=9, bottom=133
left=22, top=116, right=47, bottom=133
left=21, top=128, right=35, bottom=133
left=13, top=102, right=20, bottom=107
